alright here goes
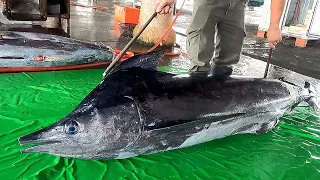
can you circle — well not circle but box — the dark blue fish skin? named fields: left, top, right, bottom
left=0, top=31, right=114, bottom=68
left=18, top=50, right=318, bottom=160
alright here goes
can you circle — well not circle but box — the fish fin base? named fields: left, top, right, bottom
left=232, top=119, right=279, bottom=135
left=278, top=77, right=298, bottom=86
left=110, top=49, right=167, bottom=74
left=255, top=119, right=279, bottom=134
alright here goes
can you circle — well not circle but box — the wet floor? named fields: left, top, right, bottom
left=0, top=0, right=319, bottom=92
left=0, top=2, right=320, bottom=179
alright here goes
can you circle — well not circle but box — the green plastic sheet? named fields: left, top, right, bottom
left=0, top=67, right=320, bottom=180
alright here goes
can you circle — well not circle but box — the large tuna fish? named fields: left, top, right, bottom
left=0, top=31, right=114, bottom=69
left=18, top=50, right=320, bottom=160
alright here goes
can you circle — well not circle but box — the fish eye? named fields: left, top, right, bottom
left=65, top=121, right=79, bottom=134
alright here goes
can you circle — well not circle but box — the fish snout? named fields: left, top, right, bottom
left=19, top=133, right=40, bottom=146
left=18, top=124, right=64, bottom=146
left=18, top=131, right=62, bottom=146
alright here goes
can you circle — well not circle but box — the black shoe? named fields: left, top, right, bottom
left=189, top=70, right=210, bottom=78
left=188, top=66, right=233, bottom=79
left=188, top=66, right=211, bottom=78
left=209, top=66, right=233, bottom=80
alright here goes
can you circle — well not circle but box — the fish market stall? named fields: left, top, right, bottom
left=257, top=0, right=320, bottom=47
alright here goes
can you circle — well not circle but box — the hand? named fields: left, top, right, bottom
left=154, top=0, right=176, bottom=14
left=267, top=25, right=282, bottom=48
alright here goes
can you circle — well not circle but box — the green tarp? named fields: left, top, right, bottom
left=0, top=68, right=319, bottom=180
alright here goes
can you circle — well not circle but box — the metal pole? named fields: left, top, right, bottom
left=102, top=12, right=157, bottom=78
left=263, top=48, right=273, bottom=78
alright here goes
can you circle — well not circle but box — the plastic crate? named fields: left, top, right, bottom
left=114, top=4, right=140, bottom=24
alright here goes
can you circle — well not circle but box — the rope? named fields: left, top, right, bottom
left=113, top=43, right=183, bottom=58
left=70, top=1, right=109, bottom=11
left=118, top=0, right=187, bottom=58
left=146, top=0, right=186, bottom=53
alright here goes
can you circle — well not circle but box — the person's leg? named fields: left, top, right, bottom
left=186, top=0, right=227, bottom=73
left=209, top=25, right=234, bottom=79
left=213, top=0, right=247, bottom=69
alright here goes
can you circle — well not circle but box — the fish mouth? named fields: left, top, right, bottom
left=18, top=135, right=62, bottom=153
left=18, top=136, right=94, bottom=159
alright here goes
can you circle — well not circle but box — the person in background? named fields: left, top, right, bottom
left=154, top=0, right=285, bottom=78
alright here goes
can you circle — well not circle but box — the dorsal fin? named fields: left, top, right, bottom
left=110, top=49, right=167, bottom=74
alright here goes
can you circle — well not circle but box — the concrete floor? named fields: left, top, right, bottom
left=0, top=0, right=319, bottom=91
left=242, top=26, right=320, bottom=80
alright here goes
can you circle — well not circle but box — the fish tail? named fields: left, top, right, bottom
left=304, top=82, right=320, bottom=113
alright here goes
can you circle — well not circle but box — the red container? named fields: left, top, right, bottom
left=114, top=4, right=140, bottom=24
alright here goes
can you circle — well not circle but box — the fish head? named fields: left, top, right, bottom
left=19, top=96, right=142, bottom=159
left=18, top=49, right=167, bottom=159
